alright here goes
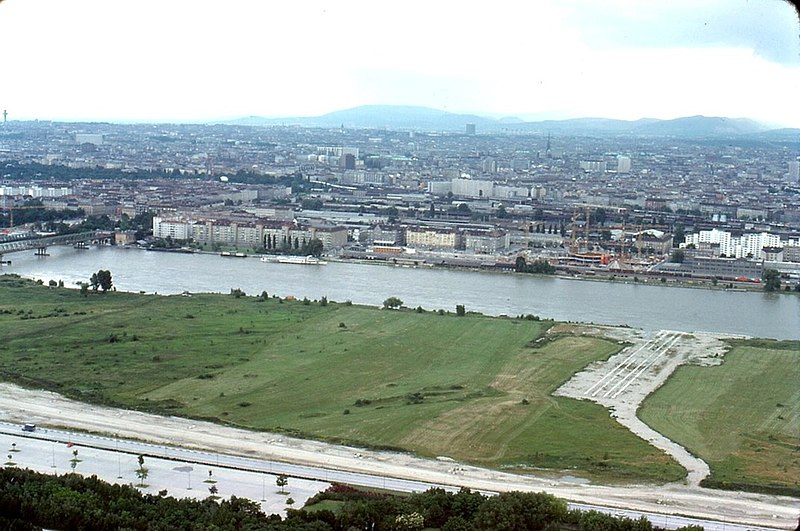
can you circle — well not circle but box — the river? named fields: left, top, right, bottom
left=3, top=246, right=798, bottom=340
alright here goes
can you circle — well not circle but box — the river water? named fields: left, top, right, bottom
left=3, top=246, right=798, bottom=339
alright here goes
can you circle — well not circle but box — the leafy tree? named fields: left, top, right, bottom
left=97, top=269, right=113, bottom=292
left=136, top=466, right=149, bottom=487
left=301, top=198, right=323, bottom=210
left=276, top=473, right=288, bottom=494
left=90, top=270, right=112, bottom=292
left=383, top=296, right=403, bottom=309
left=136, top=455, right=148, bottom=487
left=670, top=249, right=685, bottom=263
left=593, top=208, right=607, bottom=225
left=473, top=491, right=567, bottom=531
left=763, top=268, right=781, bottom=292
left=455, top=304, right=466, bottom=316
left=672, top=224, right=685, bottom=247
left=305, top=238, right=324, bottom=257
left=515, top=256, right=527, bottom=273
left=528, top=259, right=555, bottom=274
left=208, top=484, right=219, bottom=497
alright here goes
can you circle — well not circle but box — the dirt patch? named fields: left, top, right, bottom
left=554, top=327, right=743, bottom=486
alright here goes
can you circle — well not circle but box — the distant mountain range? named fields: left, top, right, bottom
left=224, top=105, right=798, bottom=139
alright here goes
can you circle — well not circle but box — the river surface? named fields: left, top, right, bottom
left=3, top=246, right=798, bottom=339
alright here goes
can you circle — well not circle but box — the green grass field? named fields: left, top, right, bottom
left=0, top=275, right=683, bottom=483
left=639, top=339, right=800, bottom=495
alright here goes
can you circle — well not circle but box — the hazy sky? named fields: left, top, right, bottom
left=1, top=0, right=798, bottom=125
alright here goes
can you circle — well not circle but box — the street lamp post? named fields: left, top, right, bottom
left=116, top=436, right=122, bottom=479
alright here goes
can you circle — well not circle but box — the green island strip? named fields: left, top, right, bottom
left=3, top=273, right=795, bottom=491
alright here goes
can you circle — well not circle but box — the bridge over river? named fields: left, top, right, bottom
left=0, top=231, right=112, bottom=264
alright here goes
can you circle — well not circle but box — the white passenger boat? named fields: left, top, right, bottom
left=263, top=255, right=327, bottom=265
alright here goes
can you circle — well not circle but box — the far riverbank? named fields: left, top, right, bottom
left=154, top=245, right=777, bottom=294
left=4, top=245, right=798, bottom=339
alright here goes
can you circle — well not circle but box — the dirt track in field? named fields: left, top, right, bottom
left=553, top=325, right=741, bottom=486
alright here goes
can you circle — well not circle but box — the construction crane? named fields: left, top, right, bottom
left=569, top=205, right=593, bottom=254
left=0, top=204, right=48, bottom=229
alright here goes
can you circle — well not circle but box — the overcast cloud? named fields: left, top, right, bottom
left=0, top=0, right=798, bottom=125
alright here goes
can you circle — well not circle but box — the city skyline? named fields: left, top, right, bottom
left=0, top=0, right=798, bottom=126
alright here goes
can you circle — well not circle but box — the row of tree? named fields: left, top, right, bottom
left=264, top=235, right=324, bottom=257
left=79, top=270, right=113, bottom=296
left=0, top=199, right=84, bottom=229
left=0, top=467, right=718, bottom=531
left=514, top=256, right=556, bottom=275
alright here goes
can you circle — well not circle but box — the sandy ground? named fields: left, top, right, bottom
left=0, top=381, right=797, bottom=529
left=554, top=325, right=740, bottom=486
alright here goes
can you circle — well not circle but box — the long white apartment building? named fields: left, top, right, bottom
left=682, top=228, right=797, bottom=260
left=447, top=177, right=534, bottom=200
left=153, top=215, right=347, bottom=250
left=0, top=185, right=73, bottom=197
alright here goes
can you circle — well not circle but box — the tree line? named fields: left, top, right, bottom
left=0, top=161, right=310, bottom=191
left=0, top=467, right=719, bottom=531
left=515, top=256, right=556, bottom=275
left=1, top=197, right=153, bottom=240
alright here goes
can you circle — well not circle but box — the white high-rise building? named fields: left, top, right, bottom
left=579, top=160, right=607, bottom=172
left=617, top=156, right=631, bottom=174
left=683, top=229, right=784, bottom=259
left=451, top=177, right=494, bottom=198
left=789, top=160, right=800, bottom=182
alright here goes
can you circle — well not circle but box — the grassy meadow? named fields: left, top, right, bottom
left=639, top=339, right=800, bottom=495
left=0, top=275, right=685, bottom=483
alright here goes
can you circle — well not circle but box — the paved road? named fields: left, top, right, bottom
left=0, top=422, right=786, bottom=531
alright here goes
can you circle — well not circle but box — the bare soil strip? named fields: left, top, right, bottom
left=554, top=326, right=742, bottom=486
